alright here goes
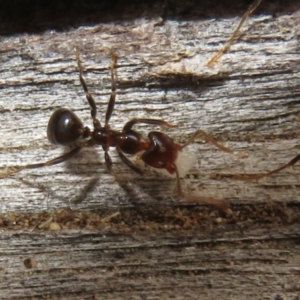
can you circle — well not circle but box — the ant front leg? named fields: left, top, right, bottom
left=0, top=146, right=81, bottom=179
left=75, top=48, right=101, bottom=129
left=173, top=163, right=229, bottom=211
left=180, top=129, right=234, bottom=154
left=174, top=129, right=233, bottom=210
left=173, top=163, right=183, bottom=196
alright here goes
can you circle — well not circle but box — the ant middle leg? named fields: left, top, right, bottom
left=180, top=129, right=234, bottom=154
left=0, top=146, right=81, bottom=179
left=123, top=118, right=179, bottom=132
left=75, top=48, right=101, bottom=128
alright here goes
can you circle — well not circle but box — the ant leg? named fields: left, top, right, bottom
left=207, top=0, right=262, bottom=67
left=233, top=153, right=300, bottom=181
left=173, top=163, right=183, bottom=197
left=123, top=118, right=179, bottom=132
left=74, top=48, right=101, bottom=128
left=105, top=54, right=118, bottom=127
left=117, top=149, right=143, bottom=175
left=0, top=146, right=81, bottom=179
left=173, top=163, right=229, bottom=211
left=180, top=129, right=234, bottom=154
left=104, top=149, right=112, bottom=171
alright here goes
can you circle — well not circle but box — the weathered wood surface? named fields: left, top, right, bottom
left=0, top=0, right=300, bottom=299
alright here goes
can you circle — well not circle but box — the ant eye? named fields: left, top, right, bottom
left=47, top=108, right=83, bottom=146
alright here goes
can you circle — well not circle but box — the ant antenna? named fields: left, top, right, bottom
left=207, top=0, right=262, bottom=67
left=233, top=154, right=300, bottom=181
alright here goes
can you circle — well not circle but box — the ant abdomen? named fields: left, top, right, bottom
left=47, top=108, right=84, bottom=146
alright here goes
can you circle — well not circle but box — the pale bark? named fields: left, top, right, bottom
left=0, top=1, right=300, bottom=299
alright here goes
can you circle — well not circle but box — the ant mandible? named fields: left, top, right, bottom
left=0, top=49, right=236, bottom=198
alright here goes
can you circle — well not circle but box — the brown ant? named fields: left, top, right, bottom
left=1, top=0, right=300, bottom=206
left=0, top=49, right=235, bottom=200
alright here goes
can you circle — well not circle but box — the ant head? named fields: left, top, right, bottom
left=47, top=108, right=84, bottom=146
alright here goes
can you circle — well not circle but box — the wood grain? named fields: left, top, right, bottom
left=0, top=0, right=300, bottom=299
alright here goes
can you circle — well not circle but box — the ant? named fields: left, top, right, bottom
left=2, top=48, right=300, bottom=199
left=0, top=49, right=235, bottom=199
left=1, top=0, right=300, bottom=206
